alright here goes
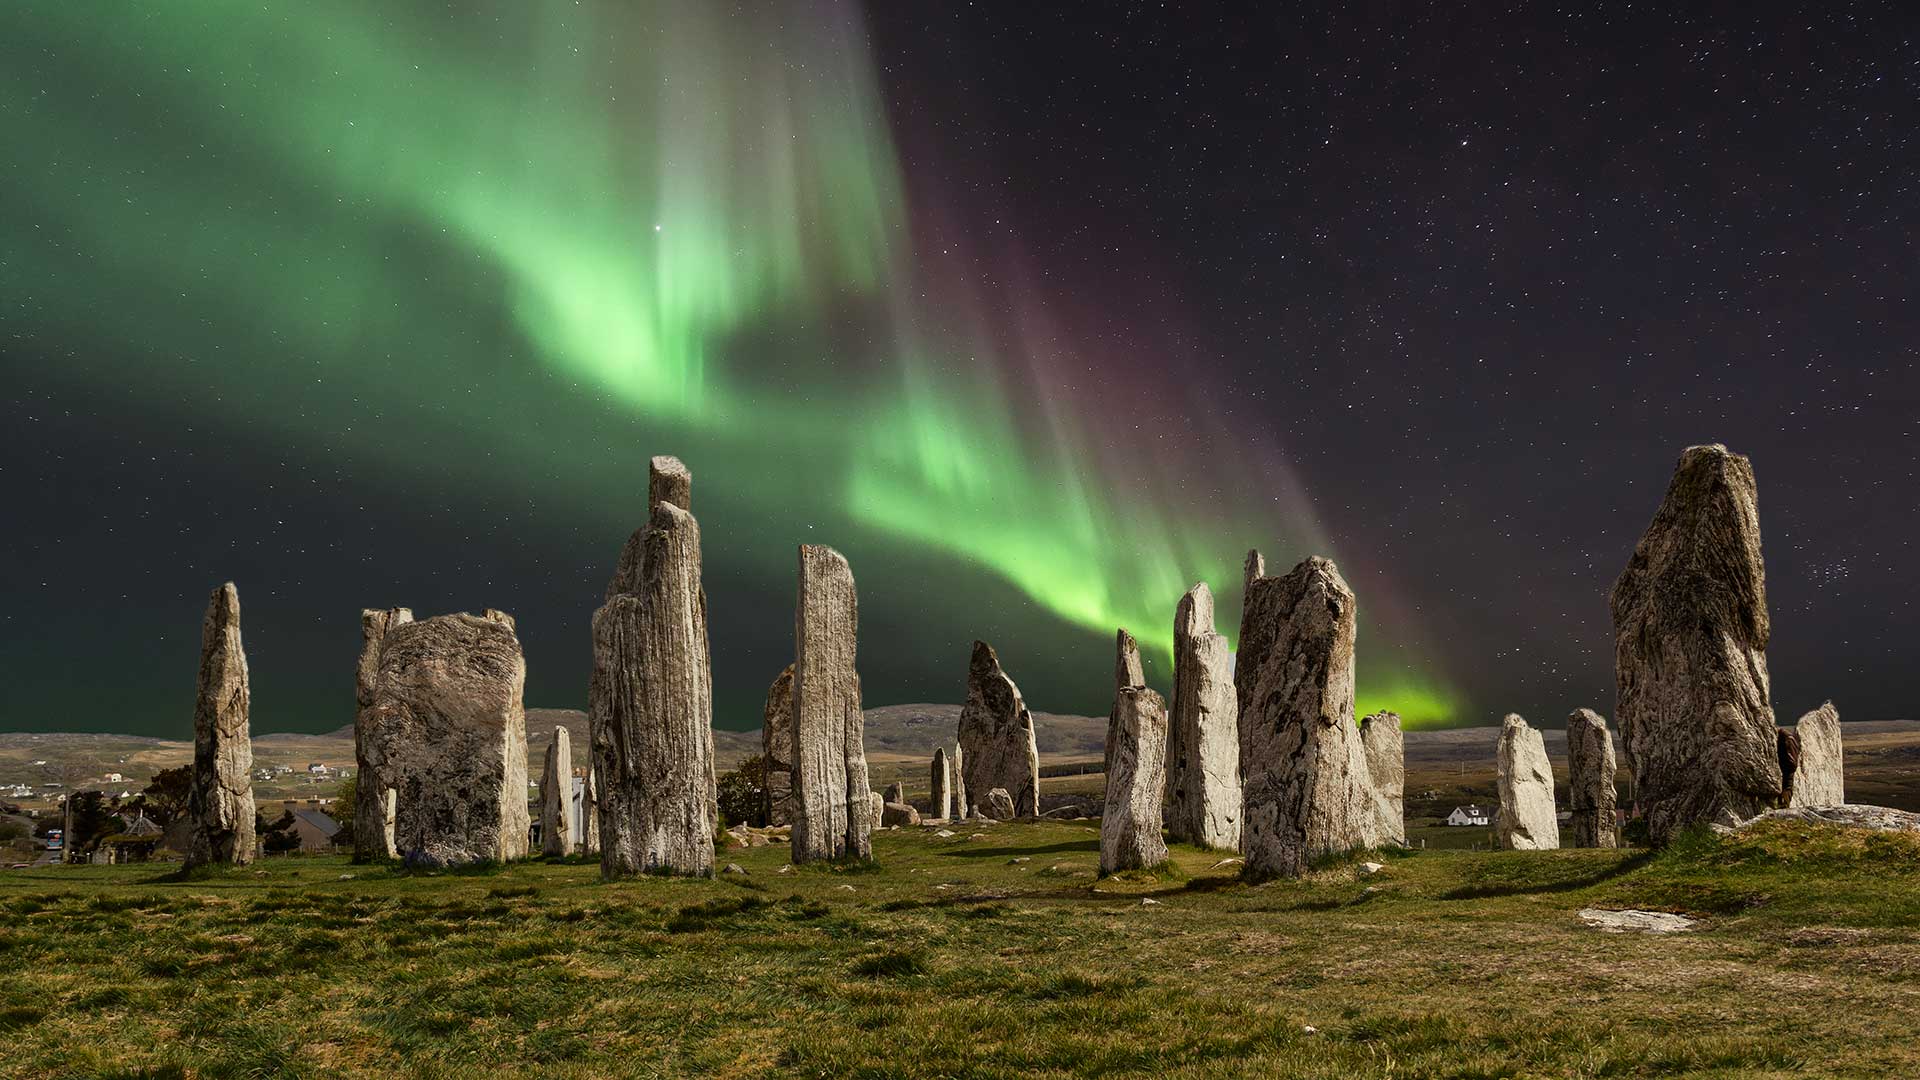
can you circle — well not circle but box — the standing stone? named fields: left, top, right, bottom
left=1785, top=701, right=1844, bottom=807
left=1168, top=583, right=1242, bottom=850
left=985, top=788, right=1016, bottom=821
left=930, top=748, right=952, bottom=820
left=186, top=583, right=255, bottom=868
left=957, top=641, right=1041, bottom=818
left=540, top=728, right=573, bottom=857
left=1611, top=444, right=1782, bottom=844
left=1495, top=714, right=1560, bottom=850
left=1235, top=555, right=1378, bottom=879
left=373, top=612, right=530, bottom=867
left=869, top=790, right=884, bottom=827
left=950, top=742, right=968, bottom=820
left=580, top=768, right=601, bottom=855
left=1566, top=708, right=1618, bottom=848
left=1360, top=711, right=1406, bottom=846
left=884, top=781, right=906, bottom=805
left=591, top=455, right=717, bottom=878
left=761, top=664, right=796, bottom=826
left=353, top=607, right=411, bottom=862
left=791, top=545, right=872, bottom=863
left=1102, top=630, right=1169, bottom=873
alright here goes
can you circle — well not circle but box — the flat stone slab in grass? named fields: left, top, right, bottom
left=1732, top=804, right=1920, bottom=833
left=1578, top=908, right=1697, bottom=934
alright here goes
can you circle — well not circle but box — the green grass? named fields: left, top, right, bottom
left=0, top=817, right=1912, bottom=1078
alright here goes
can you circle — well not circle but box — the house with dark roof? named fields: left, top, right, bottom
left=287, top=809, right=342, bottom=853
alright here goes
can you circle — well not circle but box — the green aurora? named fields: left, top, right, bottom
left=2, top=2, right=1459, bottom=727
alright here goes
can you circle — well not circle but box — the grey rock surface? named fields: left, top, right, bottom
left=958, top=641, right=1040, bottom=819
left=985, top=788, right=1017, bottom=821
left=1168, top=583, right=1242, bottom=851
left=186, top=583, right=255, bottom=868
left=791, top=544, right=872, bottom=863
left=1359, top=711, right=1406, bottom=847
left=930, top=747, right=952, bottom=821
left=1786, top=701, right=1844, bottom=807
left=1734, top=803, right=1920, bottom=832
left=1101, top=678, right=1169, bottom=874
left=540, top=727, right=573, bottom=857
left=1566, top=708, right=1618, bottom=848
left=1495, top=714, right=1560, bottom=850
left=762, top=664, right=796, bottom=826
left=881, top=801, right=921, bottom=827
left=352, top=607, right=411, bottom=862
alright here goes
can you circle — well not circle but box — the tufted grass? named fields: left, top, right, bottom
left=0, top=817, right=1914, bottom=1078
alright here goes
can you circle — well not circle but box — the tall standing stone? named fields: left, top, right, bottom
left=883, top=781, right=906, bottom=805
left=1235, top=555, right=1377, bottom=878
left=1611, top=444, right=1781, bottom=844
left=957, top=641, right=1041, bottom=819
left=762, top=664, right=796, bottom=826
left=930, top=747, right=952, bottom=820
left=1102, top=630, right=1168, bottom=873
left=1359, top=711, right=1406, bottom=846
left=1566, top=708, right=1618, bottom=848
left=950, top=742, right=968, bottom=820
left=540, top=728, right=573, bottom=856
left=591, top=455, right=718, bottom=878
left=1785, top=701, right=1844, bottom=807
left=580, top=768, right=601, bottom=854
left=1168, top=583, right=1241, bottom=850
left=1495, top=714, right=1560, bottom=850
left=791, top=545, right=872, bottom=863
left=374, top=612, right=530, bottom=867
left=186, top=583, right=255, bottom=868
left=353, top=607, right=411, bottom=862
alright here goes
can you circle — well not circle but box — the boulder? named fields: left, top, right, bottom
left=540, top=727, right=573, bottom=857
left=185, top=583, right=255, bottom=868
left=1235, top=555, right=1378, bottom=878
left=791, top=545, right=872, bottom=863
left=1610, top=444, right=1781, bottom=844
left=1566, top=708, right=1618, bottom=848
left=590, top=455, right=717, bottom=878
left=375, top=611, right=530, bottom=867
left=761, top=664, right=796, bottom=826
left=985, top=788, right=1016, bottom=821
left=881, top=802, right=921, bottom=827
left=1359, top=711, right=1405, bottom=846
left=1167, top=583, right=1242, bottom=851
left=1495, top=714, right=1559, bottom=850
left=1100, top=649, right=1169, bottom=875
left=957, top=641, right=1041, bottom=818
left=930, top=747, right=952, bottom=821
left=1785, top=701, right=1844, bottom=807
left=352, top=607, right=410, bottom=862
left=1733, top=804, right=1920, bottom=832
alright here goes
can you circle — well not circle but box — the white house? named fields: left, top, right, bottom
left=1446, top=805, right=1492, bottom=826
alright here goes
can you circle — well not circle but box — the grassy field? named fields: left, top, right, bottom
left=1, top=819, right=1917, bottom=1079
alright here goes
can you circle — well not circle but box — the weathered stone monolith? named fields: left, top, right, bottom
left=930, top=748, right=952, bottom=820
left=540, top=728, right=573, bottom=856
left=1495, top=714, right=1560, bottom=850
left=186, top=583, right=255, bottom=868
left=353, top=606, right=411, bottom=862
left=1566, top=708, right=1618, bottom=848
left=958, top=641, right=1040, bottom=819
left=1235, top=555, right=1378, bottom=878
left=1360, top=711, right=1406, bottom=846
left=791, top=545, right=872, bottom=863
left=580, top=768, right=600, bottom=854
left=1168, top=584, right=1241, bottom=850
left=591, top=455, right=717, bottom=878
left=1611, top=444, right=1782, bottom=844
left=373, top=611, right=529, bottom=867
left=951, top=742, right=968, bottom=819
left=884, top=781, right=906, bottom=805
left=1102, top=630, right=1168, bottom=873
left=1785, top=701, right=1844, bottom=807
left=985, top=788, right=1016, bottom=821
left=762, top=664, right=796, bottom=826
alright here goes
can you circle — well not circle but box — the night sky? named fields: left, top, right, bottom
left=3, top=4, right=1915, bottom=739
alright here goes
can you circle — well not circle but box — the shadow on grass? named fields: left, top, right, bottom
left=932, top=840, right=1098, bottom=860
left=1438, top=849, right=1656, bottom=900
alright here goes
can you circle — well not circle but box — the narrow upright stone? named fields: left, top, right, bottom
left=1359, top=711, right=1406, bottom=846
left=1235, top=555, right=1377, bottom=878
left=762, top=664, right=796, bottom=826
left=1566, top=708, right=1618, bottom=848
left=580, top=768, right=601, bottom=854
left=1115, top=629, right=1145, bottom=687
left=1102, top=630, right=1168, bottom=873
left=541, top=728, right=573, bottom=857
left=930, top=747, right=952, bottom=820
left=884, top=781, right=906, bottom=805
left=591, top=459, right=717, bottom=878
left=1495, top=714, right=1560, bottom=850
left=791, top=545, right=872, bottom=863
left=1611, top=444, right=1781, bottom=844
left=353, top=607, right=411, bottom=862
left=373, top=611, right=530, bottom=867
left=1785, top=701, right=1844, bottom=807
left=957, top=641, right=1041, bottom=818
left=951, top=742, right=968, bottom=820
left=1168, top=583, right=1242, bottom=850
left=185, top=583, right=255, bottom=868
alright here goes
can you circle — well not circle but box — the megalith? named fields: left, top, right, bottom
left=540, top=727, right=573, bottom=857
left=373, top=611, right=530, bottom=867
left=1236, top=555, right=1378, bottom=878
left=353, top=606, right=411, bottom=862
left=1168, top=583, right=1242, bottom=850
left=185, top=582, right=256, bottom=868
left=590, top=455, right=718, bottom=878
left=580, top=768, right=601, bottom=854
left=761, top=663, right=796, bottom=826
left=1495, top=714, right=1560, bottom=850
left=1566, top=708, right=1618, bottom=848
left=1785, top=701, right=1844, bottom=807
left=884, top=781, right=906, bottom=805
left=950, top=742, right=968, bottom=820
left=930, top=747, right=952, bottom=820
left=790, top=544, right=872, bottom=863
left=1360, top=711, right=1406, bottom=846
left=985, top=788, right=1016, bottom=821
left=1102, top=630, right=1168, bottom=873
left=1611, top=444, right=1781, bottom=844
left=957, top=641, right=1040, bottom=819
